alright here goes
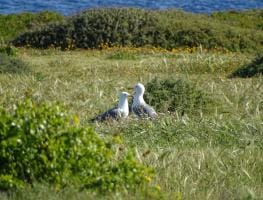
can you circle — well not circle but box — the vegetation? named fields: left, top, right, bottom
left=0, top=8, right=262, bottom=200
left=0, top=11, right=64, bottom=42
left=0, top=53, right=29, bottom=74
left=0, top=47, right=262, bottom=199
left=231, top=54, right=263, bottom=77
left=11, top=8, right=263, bottom=53
left=211, top=9, right=263, bottom=30
left=0, top=45, right=18, bottom=56
left=144, top=78, right=212, bottom=114
left=0, top=99, right=153, bottom=192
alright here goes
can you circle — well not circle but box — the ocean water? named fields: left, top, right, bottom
left=0, top=0, right=262, bottom=15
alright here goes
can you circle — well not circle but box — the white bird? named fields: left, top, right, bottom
left=91, top=92, right=130, bottom=122
left=131, top=83, right=157, bottom=119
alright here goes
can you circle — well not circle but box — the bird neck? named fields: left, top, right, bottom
left=133, top=94, right=145, bottom=105
left=118, top=97, right=129, bottom=111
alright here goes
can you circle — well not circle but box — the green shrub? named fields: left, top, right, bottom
left=13, top=8, right=160, bottom=50
left=72, top=8, right=159, bottom=48
left=0, top=44, right=18, bottom=56
left=0, top=53, right=29, bottom=73
left=144, top=78, right=212, bottom=115
left=0, top=11, right=64, bottom=42
left=12, top=8, right=263, bottom=53
left=13, top=22, right=74, bottom=49
left=211, top=10, right=263, bottom=30
left=0, top=99, right=153, bottom=191
left=230, top=55, right=263, bottom=78
left=0, top=175, right=24, bottom=190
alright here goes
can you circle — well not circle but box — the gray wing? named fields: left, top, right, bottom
left=91, top=107, right=121, bottom=122
left=132, top=104, right=157, bottom=119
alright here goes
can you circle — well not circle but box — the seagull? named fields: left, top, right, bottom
left=131, top=83, right=157, bottom=119
left=91, top=92, right=130, bottom=122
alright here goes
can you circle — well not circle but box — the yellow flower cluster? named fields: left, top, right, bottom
left=97, top=42, right=231, bottom=54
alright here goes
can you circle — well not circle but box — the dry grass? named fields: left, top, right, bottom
left=0, top=47, right=262, bottom=199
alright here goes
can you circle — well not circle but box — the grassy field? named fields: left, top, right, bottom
left=0, top=47, right=262, bottom=199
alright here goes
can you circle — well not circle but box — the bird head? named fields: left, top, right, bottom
left=133, top=83, right=145, bottom=96
left=120, top=91, right=130, bottom=99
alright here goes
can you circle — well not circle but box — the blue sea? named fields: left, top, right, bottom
left=0, top=0, right=262, bottom=15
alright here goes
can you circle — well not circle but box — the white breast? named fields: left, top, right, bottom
left=118, top=98, right=129, bottom=118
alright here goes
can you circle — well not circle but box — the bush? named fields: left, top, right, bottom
left=230, top=55, right=263, bottom=78
left=0, top=99, right=153, bottom=191
left=211, top=10, right=263, bottom=30
left=13, top=22, right=74, bottom=49
left=0, top=11, right=64, bottom=42
left=144, top=78, right=211, bottom=115
left=13, top=8, right=160, bottom=50
left=0, top=44, right=18, bottom=56
left=0, top=53, right=29, bottom=74
left=12, top=8, right=263, bottom=53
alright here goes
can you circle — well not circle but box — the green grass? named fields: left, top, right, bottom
left=0, top=53, right=30, bottom=73
left=0, top=47, right=262, bottom=199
